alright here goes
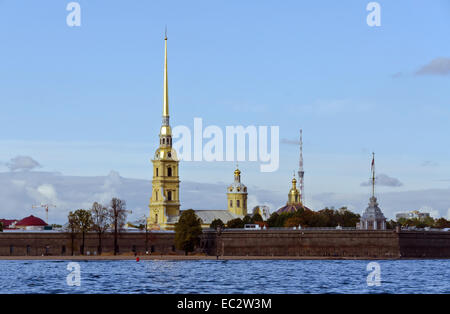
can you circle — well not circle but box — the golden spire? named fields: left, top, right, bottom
left=234, top=166, right=241, bottom=182
left=159, top=28, right=171, bottom=139
left=163, top=28, right=169, bottom=117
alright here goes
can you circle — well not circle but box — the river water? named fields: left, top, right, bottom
left=0, top=259, right=449, bottom=294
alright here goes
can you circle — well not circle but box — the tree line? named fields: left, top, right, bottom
left=66, top=197, right=132, bottom=256
left=207, top=207, right=361, bottom=229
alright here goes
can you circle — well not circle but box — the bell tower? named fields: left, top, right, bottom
left=148, top=32, right=180, bottom=230
left=227, top=167, right=248, bottom=216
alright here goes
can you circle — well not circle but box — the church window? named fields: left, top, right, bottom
left=155, top=191, right=158, bottom=201
left=168, top=167, right=172, bottom=177
left=155, top=214, right=158, bottom=223
left=162, top=138, right=165, bottom=144
left=237, top=187, right=240, bottom=192
left=237, top=200, right=240, bottom=208
left=156, top=168, right=159, bottom=176
left=230, top=200, right=233, bottom=207
left=168, top=191, right=172, bottom=201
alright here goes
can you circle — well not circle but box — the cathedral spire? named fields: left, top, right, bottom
left=159, top=29, right=172, bottom=144
left=163, top=28, right=169, bottom=118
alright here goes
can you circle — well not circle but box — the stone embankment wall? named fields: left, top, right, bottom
left=1, top=230, right=449, bottom=258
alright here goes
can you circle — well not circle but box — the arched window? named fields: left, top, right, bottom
left=237, top=200, right=240, bottom=208
left=168, top=167, right=172, bottom=177
left=156, top=168, right=159, bottom=176
left=155, top=214, right=158, bottom=223
left=162, top=138, right=165, bottom=144
left=230, top=200, right=233, bottom=207
left=168, top=191, right=172, bottom=201
left=155, top=190, right=158, bottom=201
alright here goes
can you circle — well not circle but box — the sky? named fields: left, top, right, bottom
left=1, top=0, right=450, bottom=223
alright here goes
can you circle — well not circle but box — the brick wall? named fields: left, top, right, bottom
left=1, top=230, right=450, bottom=258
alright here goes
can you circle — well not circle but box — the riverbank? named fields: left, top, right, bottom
left=0, top=255, right=414, bottom=260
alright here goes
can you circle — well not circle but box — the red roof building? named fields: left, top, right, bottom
left=0, top=219, right=18, bottom=229
left=15, top=215, right=47, bottom=229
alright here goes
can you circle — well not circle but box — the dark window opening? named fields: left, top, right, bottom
left=151, top=245, right=155, bottom=253
left=26, top=245, right=31, bottom=255
left=168, top=191, right=172, bottom=201
left=168, top=167, right=172, bottom=177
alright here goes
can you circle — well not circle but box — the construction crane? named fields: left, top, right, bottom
left=32, top=204, right=56, bottom=224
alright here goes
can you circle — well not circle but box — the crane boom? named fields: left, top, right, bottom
left=32, top=203, right=56, bottom=224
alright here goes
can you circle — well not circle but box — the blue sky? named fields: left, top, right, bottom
left=1, top=1, right=450, bottom=219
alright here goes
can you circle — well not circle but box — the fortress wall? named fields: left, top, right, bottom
left=1, top=230, right=450, bottom=258
left=210, top=230, right=401, bottom=258
left=398, top=231, right=450, bottom=258
left=0, top=232, right=180, bottom=256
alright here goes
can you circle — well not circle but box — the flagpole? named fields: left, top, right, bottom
left=371, top=152, right=375, bottom=198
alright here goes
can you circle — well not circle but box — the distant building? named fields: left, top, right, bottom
left=15, top=215, right=48, bottom=231
left=359, top=196, right=387, bottom=230
left=252, top=205, right=271, bottom=221
left=358, top=153, right=387, bottom=230
left=0, top=219, right=18, bottom=230
left=396, top=210, right=430, bottom=221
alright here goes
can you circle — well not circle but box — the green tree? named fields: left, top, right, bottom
left=226, top=218, right=244, bottom=228
left=242, top=215, right=253, bottom=225
left=90, top=202, right=110, bottom=255
left=267, top=212, right=280, bottom=227
left=73, top=209, right=93, bottom=255
left=174, top=209, right=203, bottom=255
left=434, top=218, right=450, bottom=229
left=337, top=207, right=360, bottom=227
left=210, top=218, right=225, bottom=230
left=386, top=219, right=397, bottom=229
left=284, top=216, right=303, bottom=228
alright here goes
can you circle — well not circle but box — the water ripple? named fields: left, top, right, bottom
left=0, top=259, right=448, bottom=294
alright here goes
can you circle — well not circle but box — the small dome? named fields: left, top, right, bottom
left=227, top=181, right=247, bottom=193
left=16, top=215, right=47, bottom=227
